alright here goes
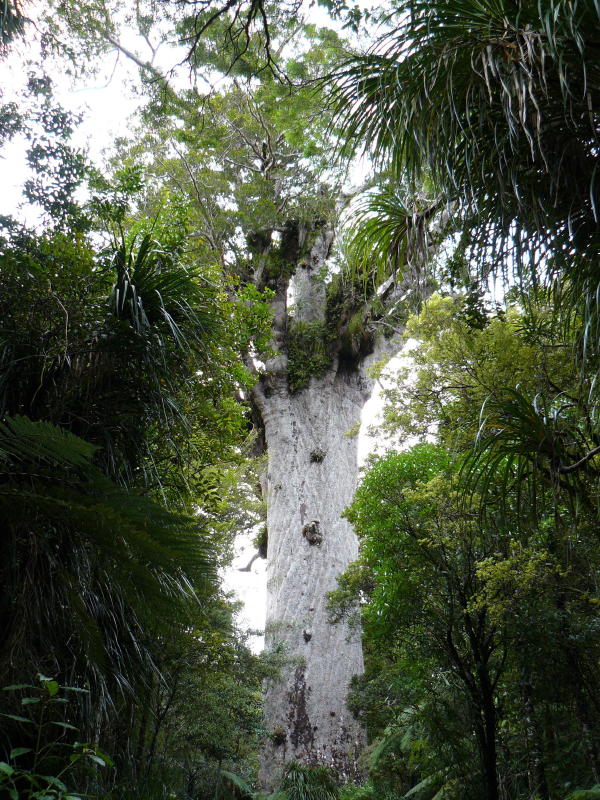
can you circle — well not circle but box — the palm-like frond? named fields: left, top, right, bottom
left=343, top=185, right=445, bottom=286
left=109, top=233, right=219, bottom=349
left=279, top=761, right=339, bottom=800
left=219, top=768, right=255, bottom=797
left=461, top=387, right=600, bottom=515
left=369, top=708, right=457, bottom=800
left=0, top=0, right=25, bottom=51
left=333, top=0, right=600, bottom=275
left=0, top=225, right=241, bottom=490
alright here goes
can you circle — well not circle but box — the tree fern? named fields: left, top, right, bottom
left=0, top=414, right=217, bottom=702
left=0, top=414, right=97, bottom=469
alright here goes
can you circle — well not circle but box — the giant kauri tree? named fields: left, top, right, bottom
left=116, top=18, right=429, bottom=785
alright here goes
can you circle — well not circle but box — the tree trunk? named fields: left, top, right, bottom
left=257, top=368, right=367, bottom=788
left=480, top=687, right=500, bottom=800
left=520, top=671, right=550, bottom=800
left=252, top=221, right=370, bottom=789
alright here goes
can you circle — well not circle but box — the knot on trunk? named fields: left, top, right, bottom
left=310, top=447, right=326, bottom=463
left=270, top=727, right=286, bottom=747
left=302, top=520, right=322, bottom=545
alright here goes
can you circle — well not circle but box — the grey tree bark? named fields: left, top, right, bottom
left=256, top=367, right=369, bottom=787
left=252, top=222, right=388, bottom=789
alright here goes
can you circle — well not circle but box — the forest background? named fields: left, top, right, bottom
left=2, top=2, right=600, bottom=800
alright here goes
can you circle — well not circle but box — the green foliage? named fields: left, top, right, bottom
left=565, top=789, right=600, bottom=800
left=334, top=0, right=600, bottom=278
left=0, top=410, right=220, bottom=742
left=122, top=24, right=345, bottom=276
left=109, top=606, right=278, bottom=800
left=220, top=768, right=255, bottom=798
left=0, top=675, right=112, bottom=800
left=279, top=762, right=339, bottom=800
left=343, top=421, right=360, bottom=439
left=108, top=232, right=219, bottom=347
left=344, top=283, right=600, bottom=799
left=0, top=207, right=271, bottom=487
left=323, top=269, right=379, bottom=369
left=337, top=445, right=501, bottom=799
left=343, top=311, right=370, bottom=356
left=253, top=524, right=269, bottom=558
left=342, top=184, right=444, bottom=292
left=378, top=293, right=566, bottom=450
left=20, top=76, right=87, bottom=230
left=0, top=64, right=276, bottom=800
left=286, top=320, right=331, bottom=392
left=0, top=0, right=25, bottom=53
left=338, top=784, right=377, bottom=800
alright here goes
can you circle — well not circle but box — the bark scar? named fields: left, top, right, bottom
left=300, top=502, right=307, bottom=524
left=287, top=665, right=314, bottom=750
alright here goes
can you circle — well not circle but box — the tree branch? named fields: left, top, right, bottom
left=559, top=444, right=600, bottom=474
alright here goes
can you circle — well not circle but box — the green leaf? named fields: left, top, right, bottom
left=86, top=754, right=106, bottom=767
left=50, top=721, right=77, bottom=731
left=95, top=750, right=113, bottom=768
left=220, top=769, right=254, bottom=797
left=45, top=681, right=59, bottom=697
left=2, top=684, right=36, bottom=691
left=1, top=713, right=33, bottom=724
left=10, top=747, right=32, bottom=758
left=404, top=774, right=439, bottom=798
left=42, top=776, right=67, bottom=791
left=21, top=697, right=41, bottom=705
left=565, top=788, right=600, bottom=800
left=0, top=762, right=14, bottom=776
